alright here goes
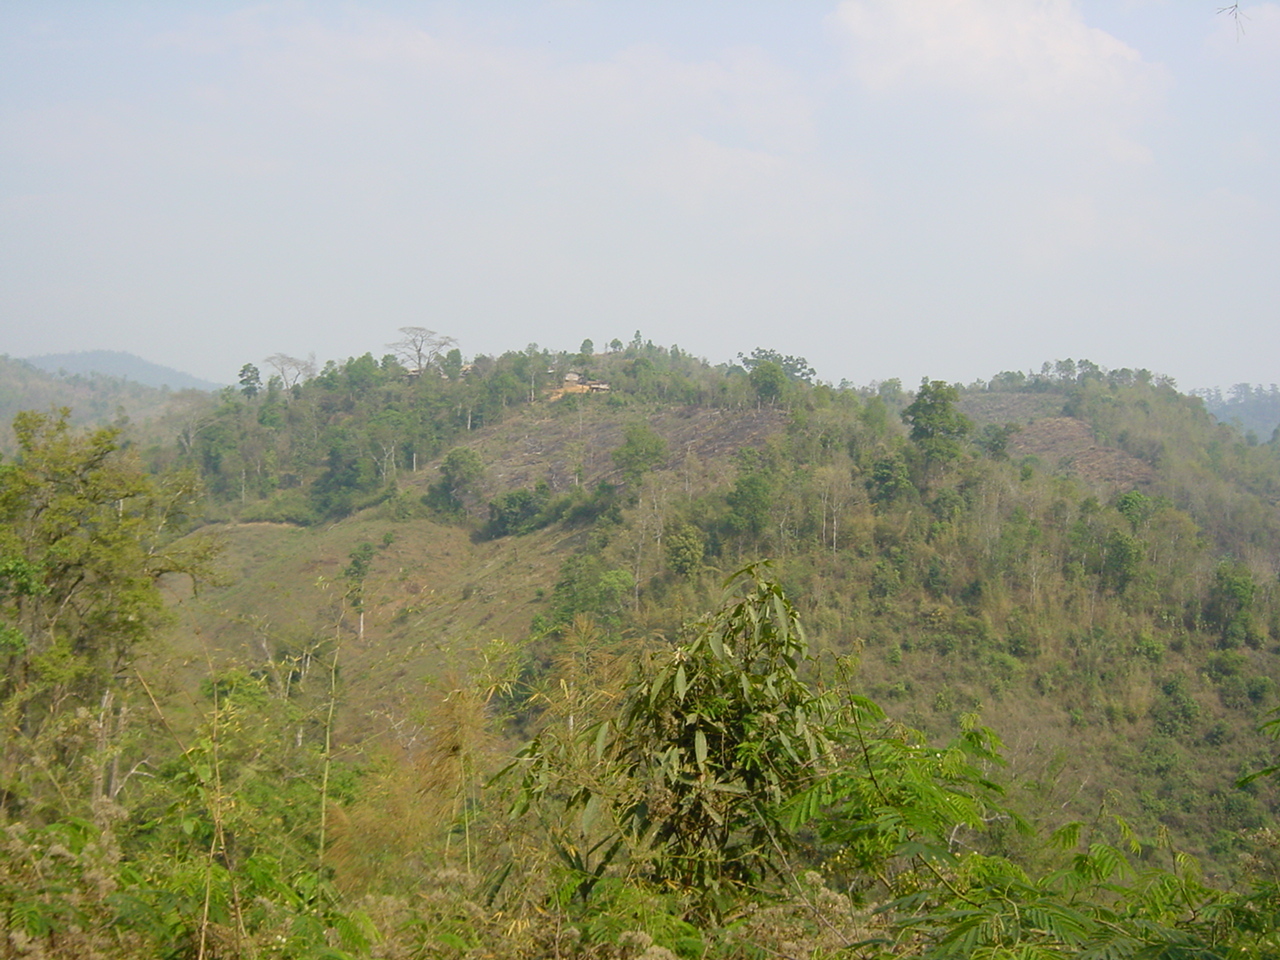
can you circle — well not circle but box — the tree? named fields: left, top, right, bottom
left=612, top=424, right=667, bottom=489
left=311, top=430, right=382, bottom=518
left=875, top=378, right=904, bottom=408
left=1100, top=529, right=1143, bottom=595
left=615, top=566, right=832, bottom=904
left=264, top=352, right=315, bottom=390
left=516, top=565, right=835, bottom=919
left=738, top=348, right=815, bottom=384
left=868, top=455, right=913, bottom=504
left=663, top=520, right=705, bottom=578
left=1205, top=560, right=1257, bottom=647
left=441, top=347, right=464, bottom=381
left=726, top=462, right=774, bottom=538
left=542, top=554, right=635, bottom=632
left=387, top=327, right=457, bottom=375
left=427, top=447, right=484, bottom=516
left=975, top=422, right=1019, bottom=460
left=343, top=541, right=377, bottom=641
left=485, top=488, right=544, bottom=539
left=748, top=360, right=787, bottom=405
left=0, top=410, right=212, bottom=817
left=902, top=378, right=972, bottom=466
left=238, top=363, right=261, bottom=399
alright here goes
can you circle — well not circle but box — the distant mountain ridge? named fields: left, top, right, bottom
left=24, top=350, right=222, bottom=392
left=1193, top=384, right=1280, bottom=442
left=0, top=354, right=209, bottom=454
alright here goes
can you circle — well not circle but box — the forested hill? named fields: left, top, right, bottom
left=24, top=349, right=223, bottom=392
left=7, top=337, right=1280, bottom=957
left=1195, top=382, right=1280, bottom=443
left=177, top=341, right=1280, bottom=563
left=0, top=353, right=205, bottom=452
left=164, top=338, right=1280, bottom=863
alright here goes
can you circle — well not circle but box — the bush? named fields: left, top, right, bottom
left=1151, top=674, right=1200, bottom=737
left=485, top=485, right=552, bottom=538
left=239, top=489, right=319, bottom=525
left=1207, top=649, right=1249, bottom=682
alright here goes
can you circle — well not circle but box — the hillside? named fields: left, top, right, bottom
left=8, top=346, right=1280, bottom=957
left=140, top=349, right=1280, bottom=881
left=159, top=402, right=789, bottom=737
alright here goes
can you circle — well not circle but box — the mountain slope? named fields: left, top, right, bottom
left=25, top=350, right=222, bottom=391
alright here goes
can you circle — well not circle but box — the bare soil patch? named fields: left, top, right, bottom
left=406, top=403, right=788, bottom=498
left=1009, top=417, right=1155, bottom=488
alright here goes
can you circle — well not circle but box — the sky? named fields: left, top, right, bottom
left=1, top=1, right=1277, bottom=390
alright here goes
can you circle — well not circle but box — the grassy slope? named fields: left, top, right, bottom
left=159, top=402, right=787, bottom=737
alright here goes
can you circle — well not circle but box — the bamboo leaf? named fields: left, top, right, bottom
left=582, top=792, right=601, bottom=833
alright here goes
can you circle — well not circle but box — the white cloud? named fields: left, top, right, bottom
left=627, top=134, right=859, bottom=242
left=146, top=9, right=835, bottom=221
left=832, top=0, right=1168, bottom=158
left=641, top=135, right=786, bottom=205
left=152, top=10, right=815, bottom=154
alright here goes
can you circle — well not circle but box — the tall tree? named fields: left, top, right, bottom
left=748, top=360, right=787, bottom=405
left=0, top=410, right=212, bottom=818
left=237, top=363, right=261, bottom=399
left=902, top=378, right=972, bottom=467
left=738, top=347, right=815, bottom=384
left=612, top=424, right=667, bottom=489
left=264, top=352, right=315, bottom=390
left=388, top=327, right=457, bottom=375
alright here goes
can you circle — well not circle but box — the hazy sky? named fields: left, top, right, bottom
left=2, top=2, right=1277, bottom=390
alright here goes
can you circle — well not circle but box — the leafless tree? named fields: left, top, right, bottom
left=1219, top=4, right=1246, bottom=38
left=264, top=353, right=316, bottom=390
left=387, top=327, right=457, bottom=374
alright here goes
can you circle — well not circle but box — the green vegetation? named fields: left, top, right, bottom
left=6, top=341, right=1280, bottom=956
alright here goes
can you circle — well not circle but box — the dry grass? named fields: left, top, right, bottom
left=1009, top=417, right=1156, bottom=487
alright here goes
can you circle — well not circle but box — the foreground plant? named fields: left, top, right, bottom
left=504, top=565, right=1270, bottom=959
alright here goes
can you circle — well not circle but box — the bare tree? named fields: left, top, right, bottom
left=264, top=353, right=316, bottom=390
left=388, top=327, right=457, bottom=375
left=1219, top=4, right=1246, bottom=38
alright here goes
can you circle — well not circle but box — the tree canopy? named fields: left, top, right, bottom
left=902, top=377, right=972, bottom=466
